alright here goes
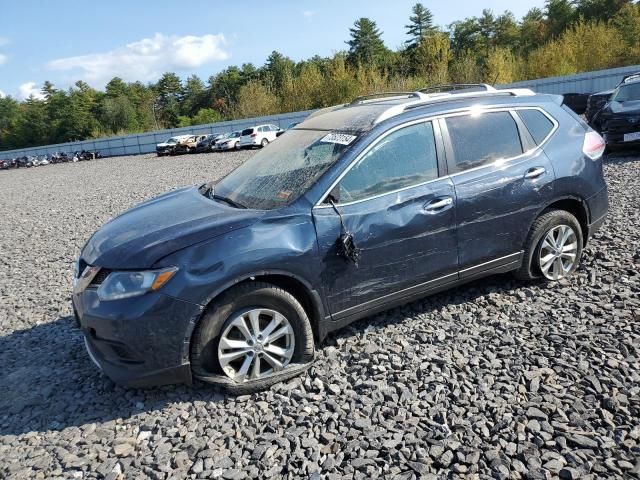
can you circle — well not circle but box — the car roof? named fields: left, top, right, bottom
left=297, top=86, right=542, bottom=133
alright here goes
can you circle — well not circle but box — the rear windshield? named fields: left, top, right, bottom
left=214, top=129, right=357, bottom=209
left=242, top=128, right=254, bottom=136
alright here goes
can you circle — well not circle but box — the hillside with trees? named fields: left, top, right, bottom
left=1, top=0, right=640, bottom=151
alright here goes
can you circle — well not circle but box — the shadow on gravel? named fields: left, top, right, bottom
left=0, top=316, right=223, bottom=437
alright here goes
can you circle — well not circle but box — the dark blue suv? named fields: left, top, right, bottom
left=72, top=85, right=609, bottom=392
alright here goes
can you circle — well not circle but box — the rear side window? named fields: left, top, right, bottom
left=242, top=128, right=254, bottom=135
left=519, top=109, right=554, bottom=145
left=338, top=122, right=438, bottom=203
left=446, top=111, right=523, bottom=173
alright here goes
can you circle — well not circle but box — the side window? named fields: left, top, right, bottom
left=446, top=111, right=523, bottom=173
left=258, top=126, right=266, bottom=132
left=518, top=109, right=555, bottom=145
left=338, top=122, right=439, bottom=203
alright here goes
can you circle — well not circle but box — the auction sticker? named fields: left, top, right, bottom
left=320, top=133, right=357, bottom=145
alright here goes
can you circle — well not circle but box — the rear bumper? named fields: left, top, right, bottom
left=72, top=289, right=202, bottom=388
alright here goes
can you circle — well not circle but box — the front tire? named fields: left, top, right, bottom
left=260, top=138, right=268, bottom=148
left=515, top=209, right=583, bottom=281
left=190, top=282, right=315, bottom=393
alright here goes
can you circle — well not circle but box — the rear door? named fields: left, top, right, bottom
left=441, top=108, right=556, bottom=277
left=312, top=120, right=459, bottom=318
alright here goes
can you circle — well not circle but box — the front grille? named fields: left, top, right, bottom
left=89, top=268, right=112, bottom=286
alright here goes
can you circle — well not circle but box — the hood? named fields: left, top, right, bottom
left=82, top=186, right=264, bottom=269
left=157, top=142, right=174, bottom=148
left=608, top=100, right=640, bottom=114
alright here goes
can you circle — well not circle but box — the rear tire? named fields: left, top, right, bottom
left=190, top=282, right=315, bottom=394
left=514, top=209, right=583, bottom=282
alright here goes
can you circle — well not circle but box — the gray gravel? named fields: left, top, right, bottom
left=0, top=150, right=639, bottom=480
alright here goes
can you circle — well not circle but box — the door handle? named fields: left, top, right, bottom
left=524, top=167, right=546, bottom=179
left=424, top=196, right=453, bottom=212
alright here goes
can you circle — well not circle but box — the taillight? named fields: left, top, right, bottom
left=250, top=133, right=257, bottom=138
left=583, top=131, right=605, bottom=160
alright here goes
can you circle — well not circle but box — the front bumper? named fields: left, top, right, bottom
left=72, top=288, right=202, bottom=388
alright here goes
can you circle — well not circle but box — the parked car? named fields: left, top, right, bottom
left=239, top=124, right=281, bottom=148
left=195, top=134, right=223, bottom=153
left=591, top=75, right=640, bottom=149
left=173, top=135, right=208, bottom=155
left=586, top=72, right=640, bottom=124
left=0, top=159, right=9, bottom=170
left=73, top=85, right=608, bottom=392
left=276, top=122, right=300, bottom=137
left=156, top=135, right=191, bottom=156
left=215, top=131, right=242, bottom=151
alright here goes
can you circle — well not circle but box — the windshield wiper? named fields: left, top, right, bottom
left=211, top=192, right=247, bottom=209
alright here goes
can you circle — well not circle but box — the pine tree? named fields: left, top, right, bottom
left=346, top=18, right=388, bottom=67
left=405, top=3, right=436, bottom=49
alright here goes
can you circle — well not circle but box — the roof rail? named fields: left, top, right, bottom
left=373, top=87, right=536, bottom=124
left=350, top=91, right=426, bottom=105
left=419, top=83, right=496, bottom=94
left=622, top=73, right=640, bottom=84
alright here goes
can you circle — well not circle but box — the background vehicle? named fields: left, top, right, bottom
left=276, top=122, right=300, bottom=137
left=591, top=75, right=640, bottom=148
left=215, top=131, right=242, bottom=151
left=156, top=135, right=190, bottom=156
left=73, top=85, right=608, bottom=393
left=586, top=72, right=640, bottom=124
left=172, top=135, right=208, bottom=155
left=195, top=134, right=223, bottom=153
left=239, top=124, right=281, bottom=148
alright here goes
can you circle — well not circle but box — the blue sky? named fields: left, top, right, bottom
left=0, top=0, right=545, bottom=99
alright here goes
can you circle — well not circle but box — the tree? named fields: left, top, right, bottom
left=545, top=0, right=575, bottom=39
left=190, top=108, right=222, bottom=125
left=100, top=95, right=137, bottom=133
left=346, top=18, right=389, bottom=67
left=233, top=81, right=278, bottom=119
left=155, top=72, right=183, bottom=128
left=574, top=0, right=631, bottom=23
left=412, top=32, right=451, bottom=84
left=405, top=3, right=436, bottom=49
left=263, top=51, right=295, bottom=92
left=182, top=74, right=206, bottom=117
left=520, top=8, right=546, bottom=54
left=612, top=2, right=640, bottom=52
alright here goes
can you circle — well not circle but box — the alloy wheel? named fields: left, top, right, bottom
left=217, top=308, right=295, bottom=382
left=538, top=224, right=578, bottom=280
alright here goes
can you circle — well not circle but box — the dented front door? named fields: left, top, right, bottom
left=312, top=179, right=458, bottom=319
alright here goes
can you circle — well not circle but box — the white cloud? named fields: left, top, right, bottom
left=0, top=89, right=5, bottom=98
left=0, top=53, right=7, bottom=65
left=303, top=10, right=316, bottom=20
left=46, top=33, right=229, bottom=87
left=18, top=82, right=45, bottom=100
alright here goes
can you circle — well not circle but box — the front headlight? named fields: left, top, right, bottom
left=97, top=267, right=178, bottom=301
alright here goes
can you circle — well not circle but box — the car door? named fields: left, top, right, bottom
left=312, top=120, right=459, bottom=319
left=440, top=108, right=556, bottom=277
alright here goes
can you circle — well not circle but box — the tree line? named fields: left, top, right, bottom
left=1, top=0, right=639, bottom=151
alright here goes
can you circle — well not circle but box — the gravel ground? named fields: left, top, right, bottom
left=0, top=150, right=638, bottom=480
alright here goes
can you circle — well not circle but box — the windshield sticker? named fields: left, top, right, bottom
left=320, top=133, right=357, bottom=145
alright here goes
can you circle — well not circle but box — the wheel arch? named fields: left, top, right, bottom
left=538, top=195, right=590, bottom=246
left=183, top=270, right=327, bottom=363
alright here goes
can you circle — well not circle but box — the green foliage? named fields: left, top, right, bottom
left=346, top=18, right=389, bottom=67
left=405, top=3, right=436, bottom=49
left=2, top=2, right=640, bottom=151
